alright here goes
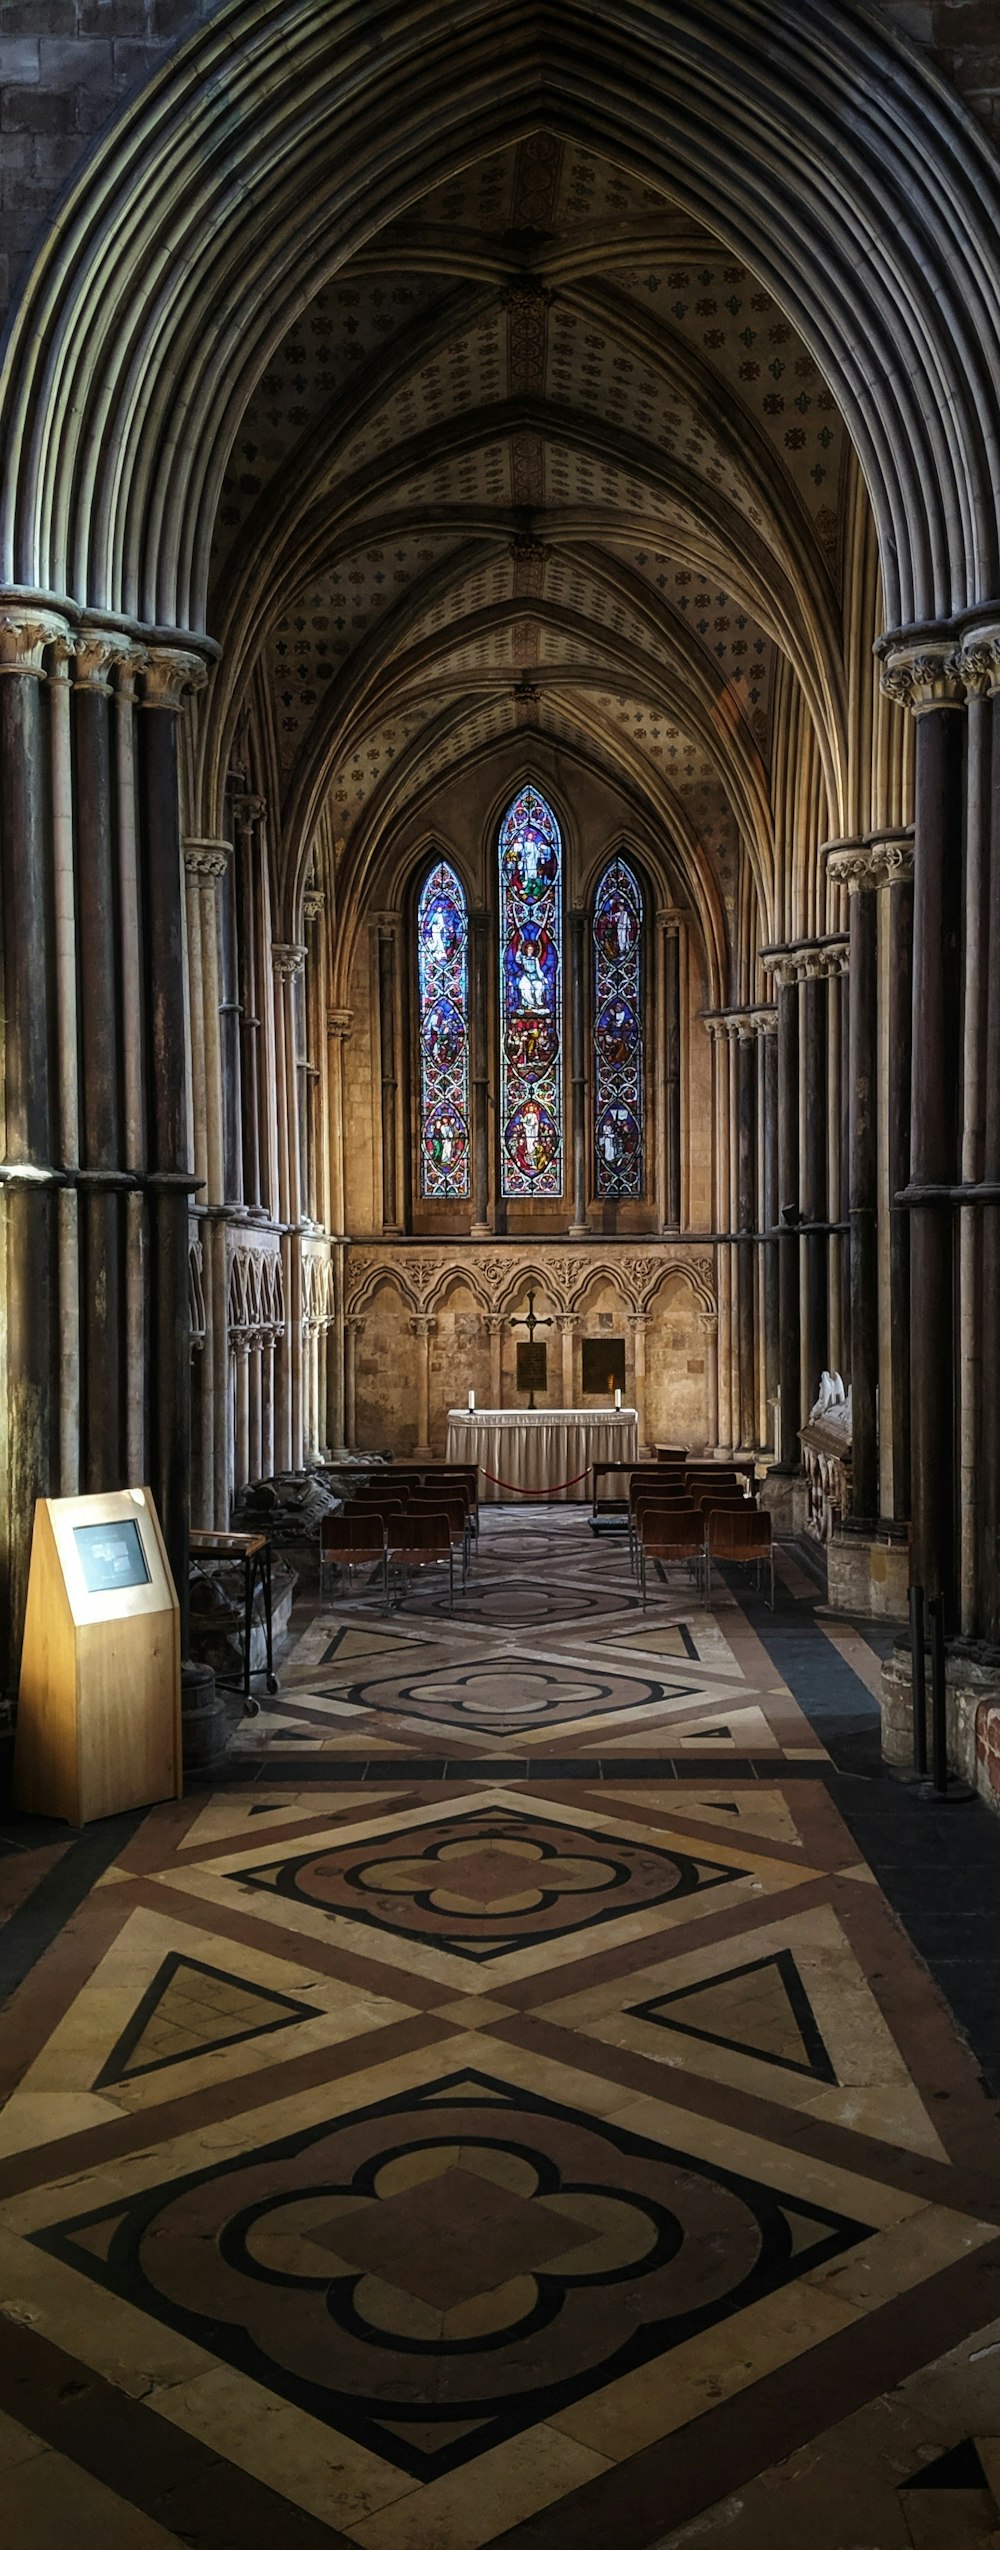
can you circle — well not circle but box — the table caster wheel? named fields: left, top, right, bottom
left=266, top=1674, right=278, bottom=1695
left=243, top=1697, right=261, bottom=1718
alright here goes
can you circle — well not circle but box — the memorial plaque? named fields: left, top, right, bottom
left=516, top=1340, right=548, bottom=1393
left=582, top=1337, right=626, bottom=1395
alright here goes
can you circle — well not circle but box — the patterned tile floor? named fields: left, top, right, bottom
left=2, top=1508, right=1000, bottom=2547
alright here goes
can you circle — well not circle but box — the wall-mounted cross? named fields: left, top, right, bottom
left=509, top=1287, right=553, bottom=1408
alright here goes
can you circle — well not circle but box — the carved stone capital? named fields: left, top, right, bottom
left=755, top=1007, right=778, bottom=1038
left=272, top=941, right=307, bottom=980
left=958, top=624, right=1000, bottom=699
left=656, top=905, right=684, bottom=934
left=826, top=830, right=914, bottom=892
left=327, top=1006, right=353, bottom=1040
left=0, top=605, right=69, bottom=675
left=184, top=837, right=230, bottom=883
left=878, top=638, right=964, bottom=716
left=408, top=1313, right=437, bottom=1339
left=627, top=1311, right=648, bottom=1333
left=72, top=631, right=133, bottom=691
left=556, top=1313, right=578, bottom=1334
left=303, top=888, right=326, bottom=921
left=232, top=790, right=267, bottom=827
left=142, top=645, right=211, bottom=710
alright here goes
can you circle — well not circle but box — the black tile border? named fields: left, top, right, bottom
left=0, top=1811, right=143, bottom=2008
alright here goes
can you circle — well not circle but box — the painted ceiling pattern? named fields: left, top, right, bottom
left=211, top=132, right=855, bottom=951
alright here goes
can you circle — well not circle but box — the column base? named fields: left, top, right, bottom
left=880, top=1639, right=1000, bottom=1816
left=470, top=1220, right=493, bottom=1239
left=413, top=1443, right=432, bottom=1463
left=180, top=1658, right=226, bottom=1775
left=568, top=1222, right=588, bottom=1240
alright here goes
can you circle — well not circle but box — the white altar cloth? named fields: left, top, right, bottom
left=446, top=1407, right=638, bottom=1501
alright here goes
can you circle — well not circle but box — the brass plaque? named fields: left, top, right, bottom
left=516, top=1341, right=548, bottom=1392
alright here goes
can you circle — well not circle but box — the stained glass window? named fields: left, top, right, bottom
left=417, top=859, right=470, bottom=1199
left=499, top=785, right=563, bottom=1198
left=593, top=854, right=644, bottom=1198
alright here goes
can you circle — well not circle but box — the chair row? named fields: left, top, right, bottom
left=320, top=1470, right=477, bottom=1612
left=634, top=1499, right=774, bottom=1610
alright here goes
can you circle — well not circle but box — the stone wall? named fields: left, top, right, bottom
left=2, top=6, right=999, bottom=340
left=346, top=1240, right=717, bottom=1460
left=0, top=3, right=225, bottom=321
left=874, top=1, right=1000, bottom=148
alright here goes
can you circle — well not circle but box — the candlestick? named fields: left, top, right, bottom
left=468, top=1389, right=475, bottom=1413
left=614, top=1386, right=622, bottom=1410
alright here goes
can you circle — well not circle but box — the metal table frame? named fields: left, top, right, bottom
left=190, top=1528, right=278, bottom=1714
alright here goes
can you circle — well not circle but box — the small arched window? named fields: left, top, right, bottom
left=416, top=858, right=470, bottom=1199
left=498, top=784, right=563, bottom=1198
left=593, top=853, right=644, bottom=1198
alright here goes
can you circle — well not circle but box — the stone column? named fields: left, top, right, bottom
left=233, top=794, right=266, bottom=1216
left=799, top=955, right=830, bottom=1415
left=558, top=1313, right=577, bottom=1407
left=345, top=1313, right=365, bottom=1451
left=885, top=842, right=915, bottom=1525
left=707, top=1020, right=733, bottom=1452
left=960, top=627, right=1000, bottom=1639
left=0, top=608, right=65, bottom=1684
left=661, top=912, right=682, bottom=1232
left=375, top=916, right=401, bottom=1234
left=470, top=908, right=492, bottom=1235
left=699, top=1310, right=719, bottom=1453
left=826, top=959, right=845, bottom=1377
left=768, top=955, right=801, bottom=1466
left=568, top=908, right=587, bottom=1237
left=303, top=889, right=326, bottom=1229
left=486, top=1312, right=504, bottom=1407
left=628, top=1312, right=649, bottom=1454
left=880, top=640, right=965, bottom=1617
left=734, top=1017, right=756, bottom=1449
left=48, top=638, right=81, bottom=1499
left=410, top=1312, right=436, bottom=1459
left=233, top=1336, right=251, bottom=1495
left=136, top=645, right=209, bottom=1662
left=758, top=1011, right=778, bottom=1449
left=326, top=1009, right=352, bottom=1238
left=827, top=845, right=880, bottom=1521
left=74, top=634, right=129, bottom=1494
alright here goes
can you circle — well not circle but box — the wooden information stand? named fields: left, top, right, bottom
left=14, top=1487, right=182, bottom=1825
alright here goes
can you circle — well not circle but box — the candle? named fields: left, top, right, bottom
left=468, top=1389, right=475, bottom=1413
left=614, top=1386, right=622, bottom=1411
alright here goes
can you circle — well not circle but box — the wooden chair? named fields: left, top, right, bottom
left=630, top=1479, right=693, bottom=1570
left=407, top=1488, right=472, bottom=1581
left=629, top=1488, right=697, bottom=1577
left=706, top=1506, right=774, bottom=1607
left=387, top=1510, right=454, bottom=1612
left=319, top=1514, right=389, bottom=1610
left=638, top=1505, right=707, bottom=1609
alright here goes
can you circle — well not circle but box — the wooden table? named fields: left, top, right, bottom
left=446, top=1408, right=638, bottom=1501
left=190, top=1528, right=277, bottom=1710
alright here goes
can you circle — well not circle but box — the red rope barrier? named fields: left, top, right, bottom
left=479, top=1467, right=593, bottom=1495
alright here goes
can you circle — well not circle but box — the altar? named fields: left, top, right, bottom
left=446, top=1407, right=639, bottom=1501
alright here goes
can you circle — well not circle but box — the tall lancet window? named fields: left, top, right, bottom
left=417, top=858, right=471, bottom=1199
left=499, top=784, right=563, bottom=1197
left=593, top=853, right=644, bottom=1198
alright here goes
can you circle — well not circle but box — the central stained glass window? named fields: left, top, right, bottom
left=417, top=858, right=470, bottom=1198
left=499, top=785, right=563, bottom=1197
left=593, top=854, right=644, bottom=1197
